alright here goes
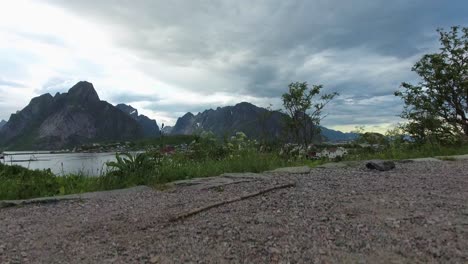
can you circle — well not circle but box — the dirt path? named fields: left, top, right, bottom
left=1, top=160, right=467, bottom=263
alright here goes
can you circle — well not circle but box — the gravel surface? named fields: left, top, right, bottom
left=1, top=160, right=467, bottom=263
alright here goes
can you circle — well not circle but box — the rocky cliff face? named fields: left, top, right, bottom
left=171, top=112, right=197, bottom=135
left=0, top=81, right=144, bottom=150
left=171, top=102, right=358, bottom=142
left=115, top=104, right=160, bottom=137
left=161, top=126, right=173, bottom=135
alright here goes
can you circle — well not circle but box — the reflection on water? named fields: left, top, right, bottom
left=1, top=151, right=119, bottom=176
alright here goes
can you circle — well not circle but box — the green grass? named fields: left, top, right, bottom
left=0, top=163, right=101, bottom=200
left=98, top=151, right=306, bottom=189
left=156, top=151, right=298, bottom=182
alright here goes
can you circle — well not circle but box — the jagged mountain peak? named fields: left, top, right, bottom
left=68, top=81, right=100, bottom=103
left=30, top=93, right=53, bottom=104
left=182, top=112, right=195, bottom=118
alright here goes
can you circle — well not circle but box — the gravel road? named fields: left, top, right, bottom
left=1, top=160, right=467, bottom=263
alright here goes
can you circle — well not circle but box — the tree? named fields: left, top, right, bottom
left=395, top=26, right=468, bottom=143
left=282, top=82, right=338, bottom=147
left=352, top=126, right=388, bottom=146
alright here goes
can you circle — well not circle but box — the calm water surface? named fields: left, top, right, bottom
left=1, top=151, right=120, bottom=176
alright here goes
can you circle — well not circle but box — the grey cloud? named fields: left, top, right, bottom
left=45, top=0, right=468, bottom=128
left=47, top=0, right=467, bottom=59
left=321, top=95, right=404, bottom=127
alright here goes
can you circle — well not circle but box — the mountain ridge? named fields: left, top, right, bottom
left=0, top=83, right=357, bottom=149
left=171, top=102, right=358, bottom=142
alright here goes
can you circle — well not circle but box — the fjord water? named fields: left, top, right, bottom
left=1, top=152, right=118, bottom=176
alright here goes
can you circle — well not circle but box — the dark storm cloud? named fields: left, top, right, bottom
left=46, top=0, right=468, bottom=128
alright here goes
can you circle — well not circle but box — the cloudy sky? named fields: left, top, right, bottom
left=0, top=0, right=467, bottom=132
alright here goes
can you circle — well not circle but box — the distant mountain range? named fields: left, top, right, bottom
left=170, top=102, right=358, bottom=142
left=0, top=81, right=159, bottom=150
left=0, top=81, right=357, bottom=150
left=319, top=126, right=359, bottom=142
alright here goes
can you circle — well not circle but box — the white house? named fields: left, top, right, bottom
left=317, top=147, right=348, bottom=159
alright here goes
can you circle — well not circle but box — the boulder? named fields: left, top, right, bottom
left=366, top=160, right=396, bottom=171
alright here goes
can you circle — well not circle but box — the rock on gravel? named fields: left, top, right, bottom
left=1, top=160, right=467, bottom=263
left=365, top=160, right=396, bottom=171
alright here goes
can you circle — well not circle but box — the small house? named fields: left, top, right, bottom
left=317, top=147, right=348, bottom=159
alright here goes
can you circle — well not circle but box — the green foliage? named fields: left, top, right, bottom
left=185, top=132, right=229, bottom=161
left=96, top=133, right=293, bottom=188
left=0, top=163, right=58, bottom=200
left=357, top=132, right=388, bottom=146
left=395, top=26, right=468, bottom=144
left=282, top=82, right=338, bottom=147
left=106, top=152, right=154, bottom=173
left=352, top=126, right=387, bottom=145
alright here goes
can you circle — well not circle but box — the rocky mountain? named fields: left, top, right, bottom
left=171, top=102, right=288, bottom=141
left=320, top=126, right=359, bottom=142
left=115, top=104, right=160, bottom=137
left=161, top=125, right=173, bottom=135
left=0, top=120, right=6, bottom=130
left=0, top=81, right=145, bottom=150
left=171, top=102, right=358, bottom=142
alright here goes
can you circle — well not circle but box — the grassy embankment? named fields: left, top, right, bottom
left=1, top=133, right=467, bottom=200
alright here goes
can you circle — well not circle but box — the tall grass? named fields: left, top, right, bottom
left=100, top=149, right=300, bottom=190
left=0, top=163, right=101, bottom=200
